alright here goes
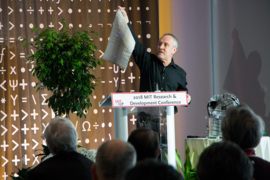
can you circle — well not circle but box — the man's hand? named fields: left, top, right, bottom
left=118, top=6, right=129, bottom=23
left=187, top=94, right=191, bottom=104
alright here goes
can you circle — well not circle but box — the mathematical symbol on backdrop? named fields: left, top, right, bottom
left=12, top=125, right=18, bottom=135
left=33, top=154, right=39, bottom=165
left=2, top=156, right=8, bottom=167
left=21, top=124, right=29, bottom=135
left=12, top=140, right=19, bottom=151
left=108, top=133, right=112, bottom=140
left=10, top=95, right=17, bottom=106
left=1, top=125, right=8, bottom=136
left=0, top=22, right=3, bottom=30
left=20, top=53, right=25, bottom=58
left=108, top=122, right=112, bottom=127
left=0, top=37, right=3, bottom=43
left=32, top=95, right=36, bottom=105
left=0, top=48, right=5, bottom=63
left=27, top=7, right=34, bottom=14
left=23, top=154, right=30, bottom=165
left=31, top=109, right=38, bottom=120
left=22, top=97, right=27, bottom=103
left=42, top=109, right=48, bottom=119
left=10, top=80, right=18, bottom=91
left=39, top=7, right=44, bottom=15
left=9, top=38, right=14, bottom=43
left=0, top=67, right=6, bottom=74
left=99, top=50, right=104, bottom=58
left=128, top=73, right=135, bottom=83
left=49, top=22, right=54, bottom=28
left=82, top=121, right=91, bottom=131
left=21, top=110, right=28, bottom=121
left=121, top=79, right=125, bottom=84
left=1, top=98, right=6, bottom=104
left=29, top=64, right=34, bottom=73
left=12, top=155, right=20, bottom=166
left=42, top=123, right=49, bottom=133
left=93, top=122, right=99, bottom=129
left=101, top=81, right=105, bottom=84
left=10, top=66, right=16, bottom=75
left=32, top=139, right=39, bottom=149
left=114, top=64, right=119, bottom=73
left=21, top=139, right=30, bottom=150
left=11, top=110, right=19, bottom=121
left=3, top=172, right=8, bottom=179
left=1, top=140, right=9, bottom=151
left=58, top=22, right=63, bottom=30
left=146, top=21, right=151, bottom=24
left=1, top=111, right=7, bottom=121
left=100, top=67, right=105, bottom=70
left=48, top=7, right=54, bottom=15
left=9, top=22, right=14, bottom=30
left=41, top=94, right=48, bottom=105
left=10, top=51, right=15, bottom=60
left=58, top=7, right=63, bottom=15
left=113, top=77, right=118, bottom=87
left=19, top=79, right=28, bottom=90
left=130, top=115, right=137, bottom=125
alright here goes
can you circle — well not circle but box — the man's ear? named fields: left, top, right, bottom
left=173, top=47, right=178, bottom=55
left=92, top=163, right=98, bottom=180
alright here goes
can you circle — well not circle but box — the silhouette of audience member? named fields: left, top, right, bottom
left=222, top=104, right=270, bottom=180
left=92, top=139, right=136, bottom=180
left=197, top=141, right=253, bottom=180
left=27, top=117, right=94, bottom=180
left=125, top=159, right=184, bottom=180
left=128, top=128, right=160, bottom=162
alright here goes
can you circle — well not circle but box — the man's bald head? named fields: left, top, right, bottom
left=92, top=139, right=136, bottom=180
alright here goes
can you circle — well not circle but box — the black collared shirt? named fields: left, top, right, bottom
left=128, top=24, right=188, bottom=93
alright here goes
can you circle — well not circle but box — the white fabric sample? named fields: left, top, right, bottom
left=102, top=10, right=135, bottom=69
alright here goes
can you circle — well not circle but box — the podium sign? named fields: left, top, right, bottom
left=111, top=91, right=188, bottom=107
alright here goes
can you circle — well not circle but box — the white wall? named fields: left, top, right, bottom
left=171, top=0, right=213, bottom=163
left=171, top=0, right=270, bottom=164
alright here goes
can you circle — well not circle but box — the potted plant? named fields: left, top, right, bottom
left=23, top=19, right=102, bottom=118
left=176, top=147, right=198, bottom=180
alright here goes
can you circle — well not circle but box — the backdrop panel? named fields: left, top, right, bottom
left=0, top=0, right=158, bottom=177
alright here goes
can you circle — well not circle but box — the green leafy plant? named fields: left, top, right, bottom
left=10, top=167, right=32, bottom=180
left=176, top=147, right=198, bottom=180
left=23, top=19, right=102, bottom=118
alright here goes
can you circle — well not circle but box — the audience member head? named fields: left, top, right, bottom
left=222, top=104, right=265, bottom=150
left=197, top=141, right=253, bottom=180
left=92, top=139, right=136, bottom=180
left=125, top=159, right=184, bottom=180
left=44, top=117, right=78, bottom=155
left=128, top=128, right=160, bottom=162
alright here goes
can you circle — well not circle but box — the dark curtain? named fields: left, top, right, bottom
left=0, top=0, right=158, bottom=177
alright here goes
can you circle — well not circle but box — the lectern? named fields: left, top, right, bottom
left=99, top=91, right=188, bottom=167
